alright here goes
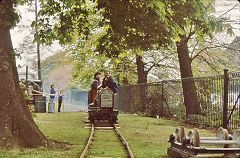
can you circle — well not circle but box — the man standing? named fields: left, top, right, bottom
left=91, top=72, right=102, bottom=91
left=58, top=89, right=64, bottom=112
left=29, top=81, right=41, bottom=94
left=102, top=70, right=118, bottom=93
left=49, top=84, right=57, bottom=113
left=29, top=81, right=41, bottom=112
left=88, top=72, right=102, bottom=104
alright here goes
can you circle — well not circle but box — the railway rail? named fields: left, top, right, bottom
left=80, top=122, right=134, bottom=158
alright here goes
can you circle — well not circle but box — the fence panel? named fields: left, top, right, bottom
left=190, top=75, right=224, bottom=128
left=115, top=71, right=240, bottom=129
left=228, top=72, right=240, bottom=129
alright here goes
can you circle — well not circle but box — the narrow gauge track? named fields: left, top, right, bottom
left=80, top=122, right=134, bottom=158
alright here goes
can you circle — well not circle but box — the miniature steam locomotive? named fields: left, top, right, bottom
left=88, top=88, right=118, bottom=123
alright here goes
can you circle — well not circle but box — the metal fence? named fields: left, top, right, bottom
left=227, top=71, right=240, bottom=129
left=115, top=69, right=240, bottom=129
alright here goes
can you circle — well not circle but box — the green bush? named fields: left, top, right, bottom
left=20, top=83, right=37, bottom=118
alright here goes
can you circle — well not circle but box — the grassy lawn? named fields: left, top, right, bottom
left=88, top=130, right=128, bottom=157
left=0, top=112, right=215, bottom=158
left=0, top=112, right=90, bottom=158
left=118, top=114, right=215, bottom=157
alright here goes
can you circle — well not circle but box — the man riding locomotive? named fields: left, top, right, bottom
left=88, top=69, right=118, bottom=106
left=88, top=69, right=119, bottom=123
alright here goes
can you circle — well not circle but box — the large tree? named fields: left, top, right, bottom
left=95, top=0, right=225, bottom=115
left=0, top=0, right=50, bottom=148
left=36, top=0, right=227, bottom=115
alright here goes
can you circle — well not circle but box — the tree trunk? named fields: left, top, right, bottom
left=0, top=1, right=49, bottom=148
left=136, top=55, right=147, bottom=112
left=122, top=77, right=128, bottom=85
left=176, top=36, right=201, bottom=116
left=136, top=55, right=147, bottom=83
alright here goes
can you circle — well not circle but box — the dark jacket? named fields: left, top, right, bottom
left=32, top=83, right=41, bottom=94
left=91, top=79, right=100, bottom=90
left=102, top=76, right=118, bottom=93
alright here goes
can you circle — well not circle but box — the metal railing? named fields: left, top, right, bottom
left=115, top=69, right=240, bottom=129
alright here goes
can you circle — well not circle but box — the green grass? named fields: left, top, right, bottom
left=88, top=129, right=128, bottom=157
left=0, top=112, right=215, bottom=158
left=0, top=112, right=90, bottom=158
left=118, top=114, right=215, bottom=157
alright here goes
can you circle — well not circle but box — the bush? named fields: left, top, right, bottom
left=20, top=83, right=37, bottom=118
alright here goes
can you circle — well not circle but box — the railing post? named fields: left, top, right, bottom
left=160, top=82, right=164, bottom=117
left=223, top=68, right=229, bottom=129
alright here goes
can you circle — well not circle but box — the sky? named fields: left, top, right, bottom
left=214, top=0, right=240, bottom=40
left=11, top=4, right=63, bottom=72
left=11, top=0, right=240, bottom=74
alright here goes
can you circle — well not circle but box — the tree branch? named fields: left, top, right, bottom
left=217, top=3, right=240, bottom=19
left=186, top=25, right=195, bottom=42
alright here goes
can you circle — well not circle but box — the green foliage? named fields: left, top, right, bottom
left=71, top=50, right=137, bottom=89
left=186, top=114, right=222, bottom=129
left=96, top=0, right=176, bottom=50
left=71, top=53, right=109, bottom=89
left=0, top=0, right=20, bottom=29
left=19, top=83, right=37, bottom=118
left=66, top=27, right=138, bottom=89
left=35, top=0, right=225, bottom=53
left=112, top=54, right=137, bottom=85
left=28, top=105, right=37, bottom=118
left=95, top=0, right=226, bottom=53
left=36, top=0, right=93, bottom=45
left=22, top=0, right=233, bottom=91
left=34, top=0, right=233, bottom=86
left=0, top=0, right=36, bottom=29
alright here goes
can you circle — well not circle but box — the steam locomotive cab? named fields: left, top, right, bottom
left=88, top=88, right=118, bottom=123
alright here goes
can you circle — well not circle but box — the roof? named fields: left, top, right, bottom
left=18, top=71, right=41, bottom=83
